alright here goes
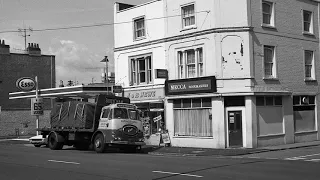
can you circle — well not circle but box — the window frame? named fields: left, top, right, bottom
left=262, top=1, right=276, bottom=28
left=302, top=10, right=314, bottom=35
left=129, top=54, right=153, bottom=86
left=177, top=47, right=204, bottom=79
left=263, top=45, right=277, bottom=79
left=256, top=96, right=283, bottom=106
left=133, top=16, right=146, bottom=41
left=181, top=3, right=196, bottom=30
left=304, top=50, right=316, bottom=81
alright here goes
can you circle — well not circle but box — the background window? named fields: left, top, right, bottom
left=303, top=10, right=312, bottom=33
left=305, top=50, right=314, bottom=79
left=130, top=55, right=152, bottom=85
left=181, top=4, right=195, bottom=28
left=134, top=17, right=145, bottom=39
left=177, top=48, right=203, bottom=79
left=262, top=1, right=273, bottom=25
left=264, top=46, right=275, bottom=78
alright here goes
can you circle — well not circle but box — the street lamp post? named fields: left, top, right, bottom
left=100, top=56, right=109, bottom=93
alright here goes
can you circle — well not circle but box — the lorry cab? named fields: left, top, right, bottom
left=93, top=103, right=145, bottom=153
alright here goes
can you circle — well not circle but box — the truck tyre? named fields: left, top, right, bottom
left=93, top=134, right=106, bottom=153
left=48, top=132, right=64, bottom=150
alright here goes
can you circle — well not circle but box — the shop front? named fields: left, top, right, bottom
left=164, top=76, right=221, bottom=148
left=123, top=85, right=165, bottom=145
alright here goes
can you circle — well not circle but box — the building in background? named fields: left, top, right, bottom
left=0, top=40, right=55, bottom=137
left=114, top=1, right=167, bottom=145
left=114, top=0, right=320, bottom=148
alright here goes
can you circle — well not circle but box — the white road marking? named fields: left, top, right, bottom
left=296, top=153, right=320, bottom=158
left=48, top=160, right=80, bottom=165
left=153, top=170, right=203, bottom=178
left=285, top=157, right=306, bottom=160
left=305, top=159, right=320, bottom=162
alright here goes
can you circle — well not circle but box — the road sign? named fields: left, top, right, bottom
left=16, top=77, right=36, bottom=91
left=31, top=98, right=44, bottom=116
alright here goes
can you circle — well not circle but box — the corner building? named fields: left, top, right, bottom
left=114, top=0, right=320, bottom=148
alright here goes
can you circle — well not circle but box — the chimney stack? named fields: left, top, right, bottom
left=0, top=39, right=10, bottom=54
left=27, top=42, right=41, bottom=56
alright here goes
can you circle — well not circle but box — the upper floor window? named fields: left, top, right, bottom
left=134, top=17, right=145, bottom=40
left=181, top=4, right=195, bottom=29
left=178, top=47, right=203, bottom=79
left=262, top=1, right=275, bottom=27
left=263, top=45, right=277, bottom=79
left=304, top=50, right=315, bottom=80
left=130, top=55, right=152, bottom=85
left=303, top=10, right=313, bottom=34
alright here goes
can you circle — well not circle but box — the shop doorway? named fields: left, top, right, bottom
left=226, top=108, right=244, bottom=148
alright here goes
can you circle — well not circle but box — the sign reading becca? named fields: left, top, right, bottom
left=165, top=76, right=217, bottom=95
left=124, top=87, right=165, bottom=101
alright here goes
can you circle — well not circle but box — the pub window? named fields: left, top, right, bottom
left=256, top=96, right=282, bottom=106
left=293, top=95, right=316, bottom=132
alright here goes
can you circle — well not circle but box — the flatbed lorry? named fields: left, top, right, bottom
left=38, top=94, right=145, bottom=153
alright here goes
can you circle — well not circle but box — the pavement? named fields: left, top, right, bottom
left=1, top=135, right=320, bottom=157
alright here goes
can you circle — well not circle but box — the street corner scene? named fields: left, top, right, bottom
left=2, top=0, right=320, bottom=180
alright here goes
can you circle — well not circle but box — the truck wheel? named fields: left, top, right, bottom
left=93, top=134, right=106, bottom=153
left=48, top=132, right=64, bottom=150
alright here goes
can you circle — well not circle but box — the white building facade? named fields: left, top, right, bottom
left=114, top=0, right=320, bottom=148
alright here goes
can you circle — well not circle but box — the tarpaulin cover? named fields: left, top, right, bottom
left=50, top=101, right=96, bottom=129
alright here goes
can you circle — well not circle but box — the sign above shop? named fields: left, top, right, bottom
left=113, top=85, right=122, bottom=93
left=155, top=69, right=168, bottom=79
left=165, top=76, right=217, bottom=95
left=124, top=87, right=165, bottom=102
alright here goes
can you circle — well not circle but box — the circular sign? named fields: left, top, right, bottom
left=16, top=77, right=36, bottom=91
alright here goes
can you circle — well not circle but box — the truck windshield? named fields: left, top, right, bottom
left=128, top=109, right=139, bottom=120
left=113, top=108, right=129, bottom=119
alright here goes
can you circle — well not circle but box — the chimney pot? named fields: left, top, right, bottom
left=2, top=40, right=5, bottom=45
left=28, top=43, right=30, bottom=47
left=37, top=44, right=39, bottom=48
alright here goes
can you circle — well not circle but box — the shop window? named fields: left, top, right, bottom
left=173, top=98, right=212, bottom=137
left=293, top=95, right=316, bottom=132
left=256, top=96, right=282, bottom=106
left=173, top=98, right=212, bottom=109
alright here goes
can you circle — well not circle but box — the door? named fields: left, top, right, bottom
left=228, top=111, right=243, bottom=147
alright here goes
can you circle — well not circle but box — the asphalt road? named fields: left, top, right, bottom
left=0, top=141, right=320, bottom=180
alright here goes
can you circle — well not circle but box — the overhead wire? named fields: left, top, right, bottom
left=0, top=10, right=210, bottom=34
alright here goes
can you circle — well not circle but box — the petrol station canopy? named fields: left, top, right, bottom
left=9, top=84, right=113, bottom=100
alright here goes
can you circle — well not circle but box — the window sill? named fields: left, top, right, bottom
left=134, top=36, right=146, bottom=42
left=263, top=77, right=279, bottom=81
left=302, top=32, right=315, bottom=37
left=261, top=24, right=277, bottom=30
left=257, top=133, right=284, bottom=138
left=294, top=130, right=317, bottom=135
left=180, top=26, right=197, bottom=32
left=173, top=136, right=213, bottom=139
left=304, top=78, right=317, bottom=82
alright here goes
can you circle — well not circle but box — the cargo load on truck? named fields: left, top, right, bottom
left=50, top=101, right=96, bottom=129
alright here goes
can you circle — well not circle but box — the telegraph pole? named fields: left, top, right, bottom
left=100, top=56, right=109, bottom=93
left=18, top=27, right=33, bottom=50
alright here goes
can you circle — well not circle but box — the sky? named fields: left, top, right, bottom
left=0, top=0, right=150, bottom=86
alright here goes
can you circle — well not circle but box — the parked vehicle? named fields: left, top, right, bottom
left=29, top=135, right=48, bottom=147
left=37, top=94, right=145, bottom=153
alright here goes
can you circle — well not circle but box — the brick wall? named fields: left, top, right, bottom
left=0, top=110, right=50, bottom=138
